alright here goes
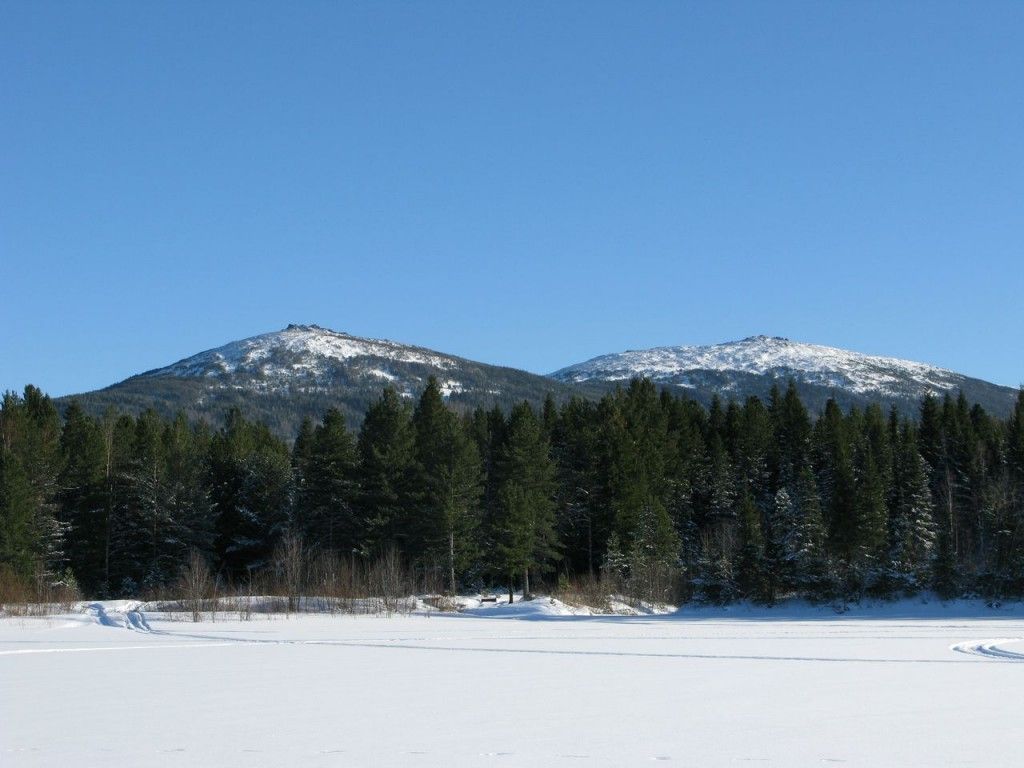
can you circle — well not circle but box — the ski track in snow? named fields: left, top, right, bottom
left=949, top=637, right=1024, bottom=661
left=9, top=603, right=1024, bottom=664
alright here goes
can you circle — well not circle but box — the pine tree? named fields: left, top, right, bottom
left=888, top=424, right=936, bottom=590
left=357, top=387, right=420, bottom=557
left=793, top=466, right=829, bottom=597
left=295, top=409, right=358, bottom=554
left=764, top=486, right=793, bottom=598
left=735, top=489, right=767, bottom=601
left=209, top=409, right=292, bottom=577
left=492, top=403, right=559, bottom=597
left=0, top=443, right=37, bottom=578
left=770, top=380, right=812, bottom=487
left=0, top=387, right=65, bottom=584
left=414, top=378, right=482, bottom=592
left=813, top=400, right=857, bottom=570
left=58, top=402, right=107, bottom=592
left=549, top=396, right=602, bottom=578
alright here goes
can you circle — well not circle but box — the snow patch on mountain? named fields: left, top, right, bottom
left=144, top=324, right=458, bottom=379
left=551, top=335, right=965, bottom=398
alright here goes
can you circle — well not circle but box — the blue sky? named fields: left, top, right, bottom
left=2, top=2, right=1022, bottom=397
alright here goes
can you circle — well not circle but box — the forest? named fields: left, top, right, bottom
left=3, top=377, right=1024, bottom=606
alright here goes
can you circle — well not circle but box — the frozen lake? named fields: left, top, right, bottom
left=3, top=599, right=1023, bottom=767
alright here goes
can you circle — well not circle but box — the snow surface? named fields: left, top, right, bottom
left=3, top=598, right=1024, bottom=767
left=141, top=324, right=460, bottom=380
left=551, top=335, right=966, bottom=398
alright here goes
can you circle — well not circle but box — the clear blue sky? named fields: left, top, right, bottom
left=2, top=2, right=1022, bottom=397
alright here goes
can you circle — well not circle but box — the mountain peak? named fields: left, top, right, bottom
left=549, top=335, right=1007, bottom=413
left=81, top=325, right=579, bottom=435
left=60, top=329, right=1020, bottom=437
left=139, top=324, right=460, bottom=384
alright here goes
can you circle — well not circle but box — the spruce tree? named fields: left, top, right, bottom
left=414, top=378, right=482, bottom=592
left=492, top=402, right=558, bottom=597
left=735, top=489, right=767, bottom=601
left=888, top=424, right=936, bottom=590
left=0, top=388, right=65, bottom=583
left=296, top=409, right=358, bottom=554
left=58, top=402, right=107, bottom=592
left=357, top=387, right=420, bottom=557
left=209, top=409, right=292, bottom=577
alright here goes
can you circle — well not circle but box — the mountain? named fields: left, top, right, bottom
left=550, top=335, right=1020, bottom=418
left=60, top=324, right=589, bottom=436
left=58, top=329, right=1019, bottom=435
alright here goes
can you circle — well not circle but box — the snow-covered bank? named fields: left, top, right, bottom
left=6, top=593, right=1024, bottom=623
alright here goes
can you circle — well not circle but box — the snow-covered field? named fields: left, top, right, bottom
left=3, top=598, right=1023, bottom=767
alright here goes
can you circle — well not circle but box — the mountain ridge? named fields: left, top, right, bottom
left=551, top=334, right=1019, bottom=418
left=59, top=324, right=593, bottom=436
left=55, top=326, right=1020, bottom=436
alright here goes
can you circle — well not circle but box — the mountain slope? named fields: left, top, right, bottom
left=551, top=335, right=1020, bottom=417
left=61, top=324, right=588, bottom=436
left=58, top=329, right=1020, bottom=435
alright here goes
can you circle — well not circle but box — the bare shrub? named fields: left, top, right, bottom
left=274, top=533, right=307, bottom=614
left=368, top=547, right=410, bottom=616
left=179, top=549, right=212, bottom=622
left=554, top=573, right=612, bottom=613
left=0, top=565, right=81, bottom=617
left=418, top=563, right=444, bottom=599
left=422, top=594, right=458, bottom=612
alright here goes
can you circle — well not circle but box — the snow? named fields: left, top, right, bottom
left=3, top=597, right=1024, bottom=767
left=551, top=335, right=966, bottom=398
left=438, top=379, right=465, bottom=397
left=141, top=324, right=459, bottom=383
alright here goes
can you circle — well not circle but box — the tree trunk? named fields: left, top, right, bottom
left=587, top=515, right=594, bottom=579
left=104, top=504, right=111, bottom=594
left=448, top=530, right=456, bottom=596
left=523, top=567, right=530, bottom=599
left=508, top=578, right=514, bottom=604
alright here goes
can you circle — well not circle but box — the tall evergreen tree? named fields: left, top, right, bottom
left=0, top=387, right=64, bottom=582
left=492, top=402, right=559, bottom=597
left=209, top=409, right=292, bottom=577
left=357, top=387, right=420, bottom=557
left=294, top=409, right=358, bottom=553
left=413, top=379, right=483, bottom=592
left=887, top=423, right=936, bottom=590
left=58, top=402, right=107, bottom=592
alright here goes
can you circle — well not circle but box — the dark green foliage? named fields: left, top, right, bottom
left=413, top=378, right=483, bottom=592
left=491, top=403, right=560, bottom=595
left=0, top=387, right=64, bottom=579
left=293, top=409, right=358, bottom=553
left=4, top=379, right=1024, bottom=604
left=356, top=388, right=420, bottom=556
left=735, top=489, right=767, bottom=600
left=58, top=353, right=599, bottom=440
left=208, top=409, right=292, bottom=578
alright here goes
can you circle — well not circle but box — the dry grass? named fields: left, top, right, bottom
left=0, top=565, right=81, bottom=617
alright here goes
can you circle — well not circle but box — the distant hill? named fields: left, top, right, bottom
left=550, top=335, right=1020, bottom=418
left=56, top=328, right=1020, bottom=436
left=58, top=324, right=591, bottom=436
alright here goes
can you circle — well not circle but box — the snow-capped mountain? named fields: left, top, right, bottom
left=139, top=324, right=467, bottom=395
left=551, top=336, right=1019, bottom=416
left=60, top=328, right=1019, bottom=436
left=64, top=324, right=584, bottom=436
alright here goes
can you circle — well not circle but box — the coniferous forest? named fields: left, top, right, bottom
left=3, top=377, right=1024, bottom=605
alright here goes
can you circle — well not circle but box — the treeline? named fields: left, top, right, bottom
left=3, top=378, right=1024, bottom=604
